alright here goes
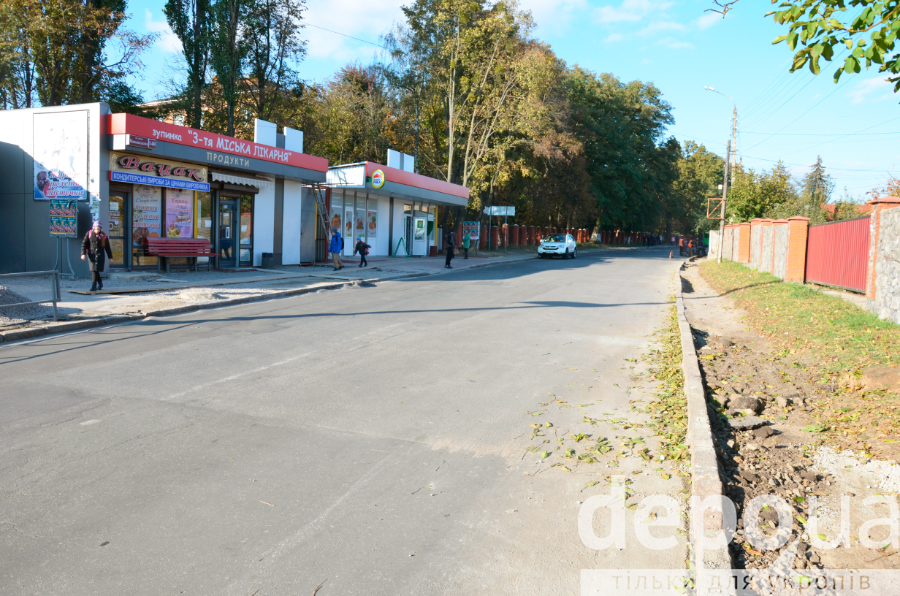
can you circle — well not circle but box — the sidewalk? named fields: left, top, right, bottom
left=0, top=247, right=583, bottom=341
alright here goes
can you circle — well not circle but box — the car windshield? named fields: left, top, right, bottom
left=544, top=235, right=567, bottom=243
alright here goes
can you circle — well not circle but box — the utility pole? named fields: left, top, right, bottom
left=730, top=105, right=737, bottom=185
left=704, top=86, right=737, bottom=184
left=717, top=140, right=731, bottom=264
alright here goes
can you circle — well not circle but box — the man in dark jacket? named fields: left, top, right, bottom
left=329, top=229, right=344, bottom=271
left=445, top=229, right=456, bottom=269
left=81, top=220, right=113, bottom=291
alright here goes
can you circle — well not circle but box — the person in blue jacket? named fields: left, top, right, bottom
left=329, top=229, right=344, bottom=271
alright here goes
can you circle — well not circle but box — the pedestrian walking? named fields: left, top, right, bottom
left=80, top=220, right=113, bottom=292
left=329, top=229, right=344, bottom=271
left=445, top=229, right=456, bottom=268
left=462, top=229, right=471, bottom=259
left=354, top=236, right=370, bottom=267
left=688, top=238, right=694, bottom=256
left=678, top=236, right=685, bottom=256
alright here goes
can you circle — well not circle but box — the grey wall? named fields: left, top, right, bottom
left=868, top=207, right=900, bottom=325
left=0, top=103, right=109, bottom=277
left=773, top=225, right=788, bottom=280
left=299, top=188, right=317, bottom=263
left=750, top=225, right=761, bottom=270
left=708, top=229, right=721, bottom=260
left=760, top=226, right=774, bottom=273
left=723, top=227, right=733, bottom=260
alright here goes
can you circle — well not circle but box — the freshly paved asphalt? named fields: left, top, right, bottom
left=1, top=247, right=684, bottom=595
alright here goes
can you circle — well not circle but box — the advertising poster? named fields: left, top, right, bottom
left=356, top=211, right=365, bottom=239
left=367, top=210, right=377, bottom=239
left=462, top=221, right=480, bottom=241
left=329, top=207, right=342, bottom=234
left=49, top=200, right=77, bottom=237
left=132, top=185, right=162, bottom=247
left=165, top=189, right=194, bottom=238
left=33, top=111, right=89, bottom=200
left=414, top=219, right=425, bottom=240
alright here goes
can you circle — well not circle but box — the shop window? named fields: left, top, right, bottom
left=165, top=189, right=194, bottom=238
left=132, top=184, right=161, bottom=267
left=195, top=192, right=212, bottom=243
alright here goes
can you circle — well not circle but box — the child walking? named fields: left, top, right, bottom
left=354, top=236, right=370, bottom=267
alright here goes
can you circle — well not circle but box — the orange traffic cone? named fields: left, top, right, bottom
left=669, top=251, right=673, bottom=259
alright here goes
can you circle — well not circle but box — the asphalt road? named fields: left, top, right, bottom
left=1, top=247, right=685, bottom=595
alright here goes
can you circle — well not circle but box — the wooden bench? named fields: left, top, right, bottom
left=145, top=238, right=217, bottom=272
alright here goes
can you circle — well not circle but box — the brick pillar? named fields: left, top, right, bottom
left=457, top=223, right=463, bottom=246
left=865, top=197, right=900, bottom=300
left=785, top=217, right=809, bottom=282
left=510, top=224, right=519, bottom=247
left=501, top=224, right=508, bottom=248
left=527, top=226, right=533, bottom=245
left=480, top=224, right=488, bottom=250
left=738, top=222, right=751, bottom=263
left=491, top=226, right=500, bottom=249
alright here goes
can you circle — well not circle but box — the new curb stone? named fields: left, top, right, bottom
left=676, top=264, right=736, bottom=595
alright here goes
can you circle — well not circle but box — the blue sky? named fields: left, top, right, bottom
left=128, top=0, right=900, bottom=201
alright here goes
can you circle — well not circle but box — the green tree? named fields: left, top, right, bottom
left=671, top=141, right=726, bottom=236
left=710, top=1, right=900, bottom=90
left=727, top=161, right=799, bottom=221
left=165, top=0, right=212, bottom=128
left=210, top=0, right=252, bottom=136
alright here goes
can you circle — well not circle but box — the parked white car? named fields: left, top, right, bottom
left=538, top=234, right=577, bottom=259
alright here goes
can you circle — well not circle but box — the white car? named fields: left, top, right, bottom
left=538, top=233, right=577, bottom=259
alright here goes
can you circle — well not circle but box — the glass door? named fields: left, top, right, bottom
left=238, top=195, right=253, bottom=267
left=218, top=199, right=237, bottom=268
left=108, top=193, right=129, bottom=268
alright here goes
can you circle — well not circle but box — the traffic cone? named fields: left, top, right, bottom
left=669, top=251, right=673, bottom=259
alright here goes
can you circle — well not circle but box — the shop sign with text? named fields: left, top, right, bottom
left=109, top=153, right=210, bottom=191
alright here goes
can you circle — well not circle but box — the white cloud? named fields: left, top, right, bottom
left=695, top=12, right=723, bottom=30
left=605, top=33, right=627, bottom=43
left=847, top=77, right=893, bottom=104
left=637, top=20, right=686, bottom=36
left=595, top=0, right=673, bottom=24
left=657, top=37, right=694, bottom=50
left=145, top=10, right=182, bottom=54
left=519, top=0, right=589, bottom=34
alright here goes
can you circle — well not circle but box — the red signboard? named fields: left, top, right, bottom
left=108, top=113, right=328, bottom=173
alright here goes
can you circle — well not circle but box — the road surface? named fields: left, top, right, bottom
left=1, top=248, right=686, bottom=595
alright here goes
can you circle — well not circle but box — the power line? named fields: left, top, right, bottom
left=304, top=23, right=389, bottom=50
left=776, top=115, right=900, bottom=158
left=742, top=74, right=853, bottom=152
left=742, top=130, right=900, bottom=136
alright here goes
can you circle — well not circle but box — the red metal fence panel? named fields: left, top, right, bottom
left=805, top=216, right=870, bottom=292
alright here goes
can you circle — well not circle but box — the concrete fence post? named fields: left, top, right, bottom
left=785, top=217, right=810, bottom=283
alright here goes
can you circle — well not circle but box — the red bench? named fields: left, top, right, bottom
left=145, top=238, right=217, bottom=272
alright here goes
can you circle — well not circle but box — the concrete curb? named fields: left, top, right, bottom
left=675, top=263, right=735, bottom=594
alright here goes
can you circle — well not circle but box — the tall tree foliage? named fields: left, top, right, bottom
left=0, top=0, right=151, bottom=109
left=164, top=0, right=211, bottom=128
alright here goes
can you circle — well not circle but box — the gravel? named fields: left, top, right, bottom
left=813, top=447, right=900, bottom=493
left=0, top=286, right=54, bottom=324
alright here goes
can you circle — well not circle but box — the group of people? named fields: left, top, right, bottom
left=677, top=235, right=707, bottom=257
left=442, top=229, right=471, bottom=269
left=328, top=229, right=371, bottom=271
